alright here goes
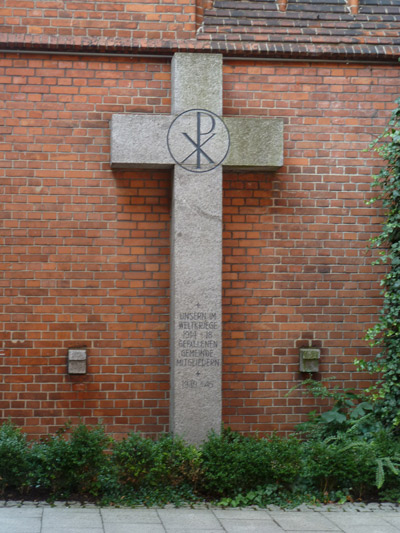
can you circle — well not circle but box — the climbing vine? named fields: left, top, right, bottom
left=359, top=97, right=400, bottom=427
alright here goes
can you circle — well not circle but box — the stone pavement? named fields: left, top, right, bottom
left=1, top=502, right=400, bottom=533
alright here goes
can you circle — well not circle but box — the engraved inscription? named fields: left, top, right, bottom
left=176, top=308, right=220, bottom=389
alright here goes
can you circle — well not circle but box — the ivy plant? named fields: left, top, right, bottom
left=358, top=97, right=400, bottom=427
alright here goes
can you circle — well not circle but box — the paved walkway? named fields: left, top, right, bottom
left=0, top=502, right=400, bottom=533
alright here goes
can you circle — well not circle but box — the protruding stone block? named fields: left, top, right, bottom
left=171, top=53, right=222, bottom=115
left=67, top=348, right=87, bottom=375
left=224, top=117, right=284, bottom=170
left=299, top=348, right=320, bottom=373
left=110, top=115, right=172, bottom=169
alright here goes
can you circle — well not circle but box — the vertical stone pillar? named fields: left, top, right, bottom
left=169, top=54, right=223, bottom=444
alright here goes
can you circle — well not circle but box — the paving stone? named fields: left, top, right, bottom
left=42, top=529, right=104, bottom=533
left=158, top=508, right=222, bottom=530
left=219, top=519, right=284, bottom=533
left=164, top=530, right=223, bottom=533
left=0, top=507, right=43, bottom=517
left=102, top=508, right=160, bottom=523
left=326, top=512, right=399, bottom=531
left=213, top=509, right=271, bottom=519
left=0, top=516, right=42, bottom=533
left=42, top=507, right=103, bottom=529
left=383, top=515, right=400, bottom=527
left=104, top=524, right=165, bottom=533
left=336, top=527, right=400, bottom=533
left=270, top=511, right=341, bottom=530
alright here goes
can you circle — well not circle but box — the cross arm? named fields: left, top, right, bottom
left=110, top=114, right=173, bottom=169
left=223, top=117, right=283, bottom=171
left=110, top=114, right=284, bottom=171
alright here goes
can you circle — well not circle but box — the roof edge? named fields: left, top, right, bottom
left=0, top=33, right=399, bottom=63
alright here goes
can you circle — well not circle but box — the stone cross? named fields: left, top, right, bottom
left=111, top=53, right=283, bottom=445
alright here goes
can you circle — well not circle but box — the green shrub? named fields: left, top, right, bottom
left=301, top=436, right=375, bottom=498
left=150, top=434, right=201, bottom=488
left=30, top=423, right=111, bottom=500
left=0, top=420, right=398, bottom=506
left=112, top=433, right=201, bottom=503
left=200, top=429, right=301, bottom=498
left=301, top=430, right=400, bottom=500
left=112, top=432, right=156, bottom=489
left=0, top=421, right=30, bottom=496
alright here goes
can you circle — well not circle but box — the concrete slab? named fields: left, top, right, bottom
left=157, top=508, right=222, bottom=530
left=335, top=527, right=399, bottom=533
left=219, top=519, right=284, bottom=533
left=42, top=529, right=104, bottom=533
left=101, top=508, right=160, bottom=523
left=213, top=509, right=271, bottom=520
left=42, top=507, right=103, bottom=529
left=164, top=530, right=223, bottom=533
left=0, top=507, right=43, bottom=517
left=270, top=512, right=341, bottom=531
left=326, top=513, right=396, bottom=529
left=0, top=516, right=42, bottom=533
left=103, top=524, right=165, bottom=533
left=383, top=515, right=400, bottom=527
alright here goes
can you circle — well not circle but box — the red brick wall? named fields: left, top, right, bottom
left=221, top=61, right=399, bottom=434
left=0, top=53, right=399, bottom=437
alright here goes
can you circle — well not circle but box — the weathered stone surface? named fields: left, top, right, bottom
left=299, top=348, right=320, bottom=373
left=110, top=114, right=284, bottom=171
left=167, top=109, right=230, bottom=173
left=224, top=117, right=284, bottom=170
left=171, top=53, right=222, bottom=115
left=110, top=114, right=172, bottom=169
left=170, top=165, right=222, bottom=443
left=169, top=53, right=223, bottom=444
left=67, top=348, right=87, bottom=375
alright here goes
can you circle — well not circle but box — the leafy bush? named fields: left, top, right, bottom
left=301, top=435, right=375, bottom=498
left=150, top=434, right=201, bottom=488
left=30, top=423, right=111, bottom=500
left=200, top=428, right=301, bottom=498
left=0, top=422, right=30, bottom=496
left=301, top=429, right=400, bottom=501
left=0, top=420, right=398, bottom=506
left=111, top=432, right=156, bottom=489
left=112, top=433, right=201, bottom=504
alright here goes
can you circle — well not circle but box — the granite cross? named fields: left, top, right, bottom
left=111, top=53, right=283, bottom=445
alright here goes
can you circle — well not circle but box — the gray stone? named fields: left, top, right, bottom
left=299, top=348, right=320, bottom=373
left=167, top=109, right=230, bottom=172
left=269, top=512, right=340, bottom=531
left=110, top=52, right=284, bottom=445
left=170, top=165, right=222, bottom=443
left=104, top=525, right=165, bottom=533
left=218, top=519, right=284, bottom=533
left=169, top=53, right=224, bottom=444
left=224, top=117, right=283, bottom=170
left=326, top=513, right=400, bottom=530
left=101, top=508, right=160, bottom=524
left=171, top=53, right=222, bottom=115
left=0, top=518, right=42, bottom=533
left=110, top=114, right=172, bottom=169
left=67, top=348, right=87, bottom=375
left=213, top=509, right=271, bottom=520
left=157, top=508, right=222, bottom=530
left=110, top=114, right=283, bottom=172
